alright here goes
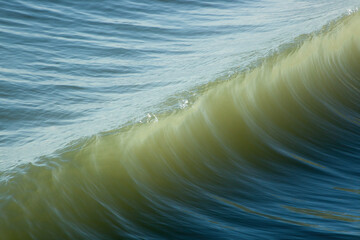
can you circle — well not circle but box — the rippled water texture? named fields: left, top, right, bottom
left=1, top=0, right=360, bottom=239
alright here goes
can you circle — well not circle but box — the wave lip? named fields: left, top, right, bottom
left=1, top=11, right=360, bottom=240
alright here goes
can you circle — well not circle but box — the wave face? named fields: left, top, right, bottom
left=0, top=1, right=360, bottom=240
left=1, top=8, right=360, bottom=239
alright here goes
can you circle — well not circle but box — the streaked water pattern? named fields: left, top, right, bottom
left=1, top=0, right=360, bottom=239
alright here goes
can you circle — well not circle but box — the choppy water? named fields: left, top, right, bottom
left=1, top=0, right=360, bottom=239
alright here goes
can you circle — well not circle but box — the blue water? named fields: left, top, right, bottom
left=0, top=0, right=357, bottom=169
left=1, top=0, right=360, bottom=239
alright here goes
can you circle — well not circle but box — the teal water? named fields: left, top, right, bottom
left=1, top=0, right=360, bottom=239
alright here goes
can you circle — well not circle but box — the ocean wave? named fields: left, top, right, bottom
left=1, top=10, right=360, bottom=240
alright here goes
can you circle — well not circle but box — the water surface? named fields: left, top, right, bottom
left=0, top=0, right=360, bottom=239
